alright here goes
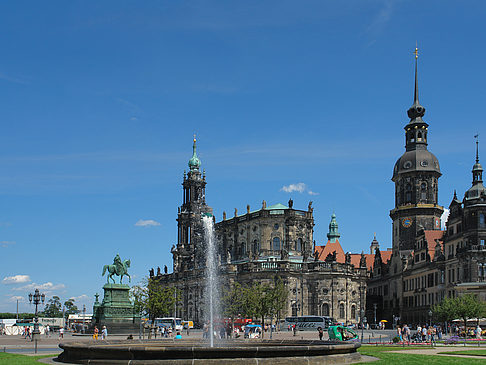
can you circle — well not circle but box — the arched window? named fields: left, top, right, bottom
left=273, top=237, right=281, bottom=251
left=405, top=184, right=412, bottom=203
left=253, top=240, right=259, bottom=253
left=421, top=182, right=427, bottom=201
left=351, top=305, right=356, bottom=320
left=296, top=238, right=302, bottom=252
left=339, top=303, right=345, bottom=318
left=321, top=303, right=329, bottom=316
left=291, top=302, right=298, bottom=317
left=409, top=132, right=415, bottom=143
left=417, top=131, right=422, bottom=141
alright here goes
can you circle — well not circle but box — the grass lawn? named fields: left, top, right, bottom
left=439, top=349, right=486, bottom=357
left=358, top=345, right=486, bottom=364
left=0, top=353, right=54, bottom=364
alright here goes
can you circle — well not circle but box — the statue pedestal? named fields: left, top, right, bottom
left=92, top=284, right=140, bottom=334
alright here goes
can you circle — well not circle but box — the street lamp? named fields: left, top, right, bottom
left=373, top=303, right=377, bottom=326
left=82, top=305, right=86, bottom=334
left=360, top=309, right=365, bottom=342
left=428, top=309, right=432, bottom=327
left=28, top=289, right=46, bottom=354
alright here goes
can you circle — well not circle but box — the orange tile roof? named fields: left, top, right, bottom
left=315, top=239, right=346, bottom=263
left=424, top=230, right=444, bottom=261
left=314, top=243, right=392, bottom=270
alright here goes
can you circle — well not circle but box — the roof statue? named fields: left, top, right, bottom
left=102, top=254, right=131, bottom=284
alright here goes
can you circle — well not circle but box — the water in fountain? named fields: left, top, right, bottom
left=202, top=215, right=220, bottom=347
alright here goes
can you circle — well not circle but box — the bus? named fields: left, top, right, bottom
left=284, top=316, right=336, bottom=331
left=154, top=317, right=183, bottom=331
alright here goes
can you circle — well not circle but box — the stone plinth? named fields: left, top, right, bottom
left=91, top=284, right=140, bottom=334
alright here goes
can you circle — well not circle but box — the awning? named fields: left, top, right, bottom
left=13, top=323, right=42, bottom=327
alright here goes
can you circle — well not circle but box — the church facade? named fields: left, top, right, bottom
left=151, top=138, right=368, bottom=327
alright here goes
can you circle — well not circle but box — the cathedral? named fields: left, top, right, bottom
left=151, top=137, right=368, bottom=326
left=151, top=50, right=485, bottom=328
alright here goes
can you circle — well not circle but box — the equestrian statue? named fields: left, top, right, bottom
left=102, top=254, right=131, bottom=284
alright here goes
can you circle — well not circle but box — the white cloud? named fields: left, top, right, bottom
left=281, top=183, right=319, bottom=196
left=3, top=275, right=31, bottom=284
left=441, top=209, right=450, bottom=230
left=14, top=282, right=65, bottom=292
left=135, top=219, right=161, bottom=227
left=69, top=294, right=89, bottom=302
left=281, top=183, right=306, bottom=193
left=8, top=296, right=24, bottom=303
left=1, top=240, right=16, bottom=248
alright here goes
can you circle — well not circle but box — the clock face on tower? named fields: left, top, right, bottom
left=402, top=217, right=412, bottom=228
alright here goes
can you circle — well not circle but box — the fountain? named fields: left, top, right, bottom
left=57, top=214, right=362, bottom=364
left=202, top=215, right=220, bottom=347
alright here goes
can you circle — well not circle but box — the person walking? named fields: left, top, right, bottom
left=101, top=326, right=107, bottom=340
left=317, top=327, right=324, bottom=341
left=93, top=326, right=99, bottom=340
left=430, top=326, right=436, bottom=346
left=59, top=326, right=64, bottom=339
left=476, top=325, right=482, bottom=340
left=397, top=325, right=402, bottom=342
left=422, top=325, right=427, bottom=342
left=416, top=325, right=422, bottom=343
left=25, top=327, right=31, bottom=340
left=45, top=325, right=50, bottom=338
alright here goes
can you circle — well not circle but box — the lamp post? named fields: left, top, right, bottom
left=360, top=309, right=365, bottom=342
left=373, top=303, right=377, bottom=326
left=428, top=309, right=432, bottom=327
left=82, top=305, right=86, bottom=334
left=28, top=289, right=46, bottom=354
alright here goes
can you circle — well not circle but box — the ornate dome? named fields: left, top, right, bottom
left=393, top=149, right=441, bottom=180
left=188, top=138, right=201, bottom=171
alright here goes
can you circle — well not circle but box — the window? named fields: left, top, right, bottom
left=296, top=238, right=302, bottom=252
left=291, top=303, right=298, bottom=317
left=273, top=237, right=281, bottom=251
left=420, top=182, right=427, bottom=201
left=351, top=305, right=356, bottom=320
left=339, top=303, right=345, bottom=318
left=480, top=214, right=485, bottom=228
left=405, top=184, right=412, bottom=203
left=417, top=131, right=422, bottom=141
left=253, top=240, right=259, bottom=253
left=322, top=303, right=329, bottom=316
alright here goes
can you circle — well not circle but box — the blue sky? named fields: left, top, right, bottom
left=1, top=0, right=485, bottom=313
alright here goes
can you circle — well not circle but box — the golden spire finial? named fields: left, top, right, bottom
left=414, top=42, right=418, bottom=59
left=193, top=133, right=196, bottom=143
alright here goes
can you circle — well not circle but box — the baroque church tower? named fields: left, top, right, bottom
left=171, top=137, right=213, bottom=273
left=390, top=49, right=444, bottom=253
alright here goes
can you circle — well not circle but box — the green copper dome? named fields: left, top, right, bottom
left=327, top=213, right=341, bottom=243
left=188, top=137, right=201, bottom=171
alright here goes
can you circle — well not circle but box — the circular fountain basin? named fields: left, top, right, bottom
left=57, top=339, right=362, bottom=364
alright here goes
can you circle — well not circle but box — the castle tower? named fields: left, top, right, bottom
left=390, top=48, right=444, bottom=253
left=172, top=137, right=213, bottom=272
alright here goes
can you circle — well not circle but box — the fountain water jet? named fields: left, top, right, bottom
left=202, top=215, right=220, bottom=347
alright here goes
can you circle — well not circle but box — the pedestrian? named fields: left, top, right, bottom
left=93, top=326, right=99, bottom=340
left=416, top=325, right=422, bottom=342
left=101, top=326, right=107, bottom=340
left=476, top=325, right=482, bottom=340
left=430, top=326, right=436, bottom=346
left=203, top=322, right=209, bottom=339
left=403, top=324, right=410, bottom=344
left=45, top=325, right=50, bottom=338
left=25, top=327, right=31, bottom=340
left=293, top=324, right=297, bottom=337
left=422, top=325, right=427, bottom=342
left=317, top=326, right=324, bottom=341
left=397, top=325, right=402, bottom=342
left=59, top=326, right=64, bottom=339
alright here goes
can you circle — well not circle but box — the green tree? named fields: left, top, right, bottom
left=131, top=278, right=180, bottom=322
left=64, top=299, right=79, bottom=320
left=221, top=282, right=246, bottom=337
left=42, top=296, right=62, bottom=318
left=432, top=296, right=455, bottom=323
left=268, top=277, right=288, bottom=329
left=453, top=294, right=486, bottom=336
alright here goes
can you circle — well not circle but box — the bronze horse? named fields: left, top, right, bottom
left=102, top=259, right=131, bottom=284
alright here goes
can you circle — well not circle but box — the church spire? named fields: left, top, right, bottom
left=407, top=45, right=426, bottom=121
left=188, top=135, right=201, bottom=171
left=472, top=134, right=483, bottom=185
